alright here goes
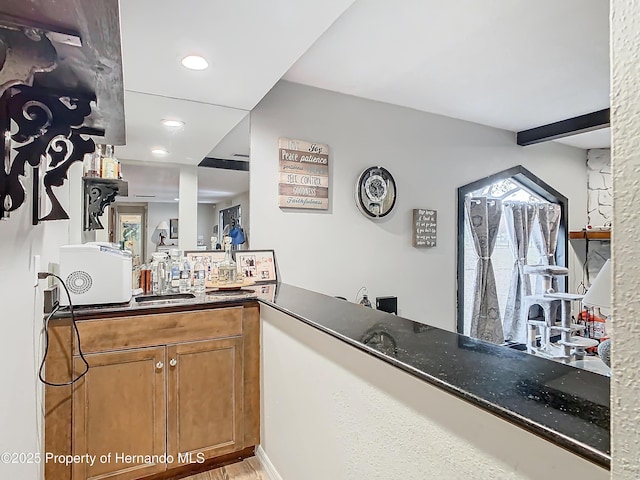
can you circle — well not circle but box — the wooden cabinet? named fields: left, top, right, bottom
left=167, top=337, right=244, bottom=463
left=72, top=348, right=167, bottom=480
left=45, top=304, right=260, bottom=480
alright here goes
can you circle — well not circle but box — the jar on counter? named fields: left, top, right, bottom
left=101, top=145, right=118, bottom=179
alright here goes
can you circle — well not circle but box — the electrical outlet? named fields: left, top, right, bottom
left=43, top=284, right=59, bottom=313
left=33, top=255, right=41, bottom=287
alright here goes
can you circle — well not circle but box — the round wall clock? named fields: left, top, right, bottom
left=355, top=166, right=397, bottom=218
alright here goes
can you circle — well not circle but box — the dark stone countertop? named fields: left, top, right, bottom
left=52, top=282, right=609, bottom=468
left=52, top=285, right=276, bottom=319
left=260, top=283, right=610, bottom=469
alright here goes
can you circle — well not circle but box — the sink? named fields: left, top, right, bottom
left=134, top=293, right=196, bottom=303
left=207, top=288, right=254, bottom=296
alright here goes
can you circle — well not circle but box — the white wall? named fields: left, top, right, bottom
left=197, top=203, right=216, bottom=248
left=178, top=166, right=198, bottom=251
left=146, top=202, right=179, bottom=259
left=121, top=201, right=218, bottom=260
left=250, top=81, right=587, bottom=329
left=0, top=169, right=79, bottom=479
left=260, top=305, right=607, bottom=480
left=611, top=0, right=640, bottom=478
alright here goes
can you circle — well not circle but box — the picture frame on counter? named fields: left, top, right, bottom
left=184, top=249, right=278, bottom=285
left=234, top=250, right=278, bottom=284
left=184, top=250, right=226, bottom=278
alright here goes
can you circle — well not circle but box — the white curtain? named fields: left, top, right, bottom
left=502, top=202, right=536, bottom=343
left=465, top=197, right=503, bottom=344
left=533, top=204, right=561, bottom=293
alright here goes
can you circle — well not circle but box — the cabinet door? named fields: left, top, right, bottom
left=167, top=337, right=244, bottom=464
left=72, top=347, right=167, bottom=480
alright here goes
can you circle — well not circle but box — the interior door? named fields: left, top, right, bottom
left=72, top=347, right=167, bottom=480
left=114, top=204, right=147, bottom=262
left=167, top=337, right=244, bottom=464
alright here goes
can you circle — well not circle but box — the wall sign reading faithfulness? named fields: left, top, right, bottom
left=413, top=209, right=437, bottom=247
left=278, top=138, right=329, bottom=210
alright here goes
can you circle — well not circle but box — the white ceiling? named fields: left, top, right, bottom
left=119, top=0, right=356, bottom=110
left=115, top=0, right=610, bottom=203
left=116, top=162, right=249, bottom=204
left=115, top=91, right=248, bottom=165
left=207, top=116, right=250, bottom=159
left=284, top=0, right=610, bottom=148
left=553, top=127, right=611, bottom=150
left=116, top=0, right=357, bottom=201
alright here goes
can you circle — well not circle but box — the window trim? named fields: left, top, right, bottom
left=456, top=165, right=568, bottom=336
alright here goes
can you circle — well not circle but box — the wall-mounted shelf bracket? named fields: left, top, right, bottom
left=1, top=85, right=97, bottom=223
left=83, top=177, right=127, bottom=231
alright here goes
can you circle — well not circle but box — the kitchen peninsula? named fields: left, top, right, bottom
left=46, top=283, right=609, bottom=480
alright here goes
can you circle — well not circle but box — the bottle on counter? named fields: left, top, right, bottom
left=115, top=146, right=123, bottom=180
left=141, top=264, right=152, bottom=294
left=179, top=256, right=192, bottom=293
left=151, top=252, right=168, bottom=295
left=218, top=236, right=237, bottom=284
left=83, top=144, right=103, bottom=177
left=169, top=249, right=181, bottom=293
left=101, top=145, right=119, bottom=179
left=193, top=257, right=206, bottom=294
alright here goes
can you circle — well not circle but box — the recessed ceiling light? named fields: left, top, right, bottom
left=151, top=147, right=168, bottom=156
left=174, top=198, right=179, bottom=202
left=181, top=55, right=208, bottom=70
left=162, top=119, right=185, bottom=128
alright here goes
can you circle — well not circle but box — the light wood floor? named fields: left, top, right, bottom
left=183, top=456, right=268, bottom=480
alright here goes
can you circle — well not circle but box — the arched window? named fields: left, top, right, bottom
left=456, top=166, right=568, bottom=345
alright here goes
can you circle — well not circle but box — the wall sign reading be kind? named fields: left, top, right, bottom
left=278, top=138, right=329, bottom=210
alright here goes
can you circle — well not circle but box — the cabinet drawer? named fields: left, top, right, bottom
left=75, top=307, right=243, bottom=354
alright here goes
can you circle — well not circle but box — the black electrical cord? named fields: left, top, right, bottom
left=38, top=273, right=89, bottom=387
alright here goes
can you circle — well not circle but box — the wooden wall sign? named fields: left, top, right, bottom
left=413, top=209, right=437, bottom=247
left=278, top=138, right=329, bottom=210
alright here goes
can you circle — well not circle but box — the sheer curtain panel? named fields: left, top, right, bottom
left=465, top=197, right=503, bottom=344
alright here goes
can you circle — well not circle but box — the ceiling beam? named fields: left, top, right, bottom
left=198, top=157, right=249, bottom=171
left=516, top=108, right=610, bottom=146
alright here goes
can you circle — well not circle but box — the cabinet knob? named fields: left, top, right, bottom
left=156, top=361, right=164, bottom=370
left=169, top=358, right=177, bottom=367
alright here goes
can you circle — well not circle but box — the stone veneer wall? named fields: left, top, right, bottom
left=587, top=148, right=612, bottom=227
left=585, top=148, right=611, bottom=283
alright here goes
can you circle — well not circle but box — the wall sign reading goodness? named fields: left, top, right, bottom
left=278, top=138, right=329, bottom=210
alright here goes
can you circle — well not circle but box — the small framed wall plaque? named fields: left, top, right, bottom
left=278, top=138, right=329, bottom=210
left=413, top=209, right=437, bottom=247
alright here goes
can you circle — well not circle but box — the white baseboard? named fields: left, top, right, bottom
left=256, top=445, right=283, bottom=480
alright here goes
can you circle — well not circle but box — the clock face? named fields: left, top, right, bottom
left=355, top=167, right=397, bottom=218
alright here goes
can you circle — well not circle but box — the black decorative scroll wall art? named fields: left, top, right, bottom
left=84, top=178, right=127, bottom=231
left=1, top=85, right=95, bottom=224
